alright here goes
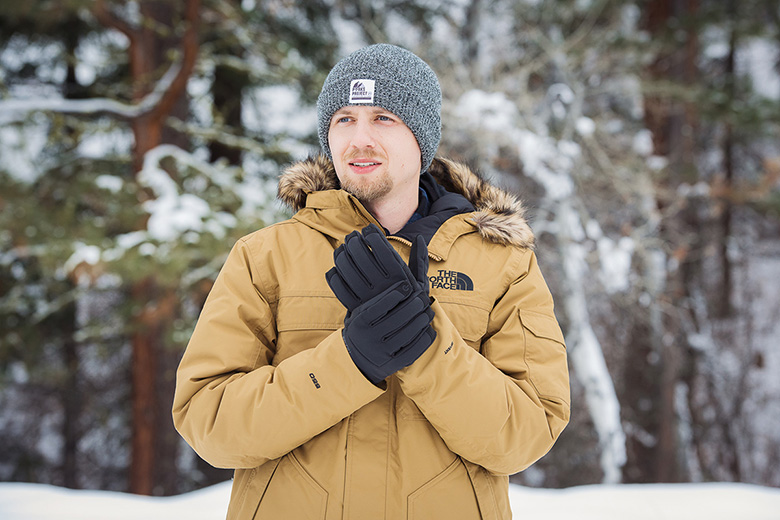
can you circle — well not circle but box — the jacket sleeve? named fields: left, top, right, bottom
left=396, top=249, right=570, bottom=476
left=172, top=237, right=384, bottom=469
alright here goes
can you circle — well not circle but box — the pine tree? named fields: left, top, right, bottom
left=1, top=0, right=341, bottom=494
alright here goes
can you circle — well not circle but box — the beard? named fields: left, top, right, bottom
left=340, top=170, right=394, bottom=202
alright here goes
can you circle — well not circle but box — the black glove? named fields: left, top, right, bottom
left=342, top=279, right=436, bottom=384
left=326, top=225, right=435, bottom=384
left=326, top=224, right=429, bottom=312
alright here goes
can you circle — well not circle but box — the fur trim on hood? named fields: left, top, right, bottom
left=277, top=156, right=534, bottom=249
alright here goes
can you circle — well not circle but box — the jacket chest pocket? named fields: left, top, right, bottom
left=274, top=295, right=345, bottom=364
left=437, top=300, right=489, bottom=351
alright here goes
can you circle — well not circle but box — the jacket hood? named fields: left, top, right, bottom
left=277, top=155, right=534, bottom=249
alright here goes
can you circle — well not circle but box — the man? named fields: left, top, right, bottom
left=173, top=43, right=570, bottom=519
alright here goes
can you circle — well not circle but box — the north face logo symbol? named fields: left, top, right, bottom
left=349, top=79, right=375, bottom=103
left=430, top=270, right=474, bottom=291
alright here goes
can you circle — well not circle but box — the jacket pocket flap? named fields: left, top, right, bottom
left=276, top=295, right=344, bottom=331
left=439, top=301, right=489, bottom=343
left=518, top=310, right=565, bottom=345
left=227, top=460, right=282, bottom=519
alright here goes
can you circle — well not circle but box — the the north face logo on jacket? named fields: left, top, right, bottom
left=429, top=270, right=474, bottom=291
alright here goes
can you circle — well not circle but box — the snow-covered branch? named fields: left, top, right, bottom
left=0, top=59, right=183, bottom=121
left=137, top=144, right=238, bottom=242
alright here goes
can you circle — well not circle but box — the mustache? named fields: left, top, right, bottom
left=345, top=149, right=385, bottom=162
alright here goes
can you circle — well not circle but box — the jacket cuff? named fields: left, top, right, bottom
left=287, top=327, right=387, bottom=403
left=396, top=298, right=484, bottom=389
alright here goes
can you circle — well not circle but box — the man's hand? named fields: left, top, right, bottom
left=341, top=278, right=435, bottom=384
left=326, top=225, right=435, bottom=384
left=326, top=224, right=426, bottom=311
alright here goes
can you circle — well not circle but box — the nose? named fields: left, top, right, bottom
left=348, top=116, right=376, bottom=149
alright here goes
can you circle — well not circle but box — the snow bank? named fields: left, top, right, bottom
left=509, top=483, right=780, bottom=520
left=0, top=482, right=229, bottom=520
left=1, top=481, right=779, bottom=520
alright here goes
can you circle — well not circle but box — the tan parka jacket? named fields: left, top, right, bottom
left=172, top=156, right=570, bottom=520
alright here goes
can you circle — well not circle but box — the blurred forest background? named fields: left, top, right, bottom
left=1, top=0, right=779, bottom=497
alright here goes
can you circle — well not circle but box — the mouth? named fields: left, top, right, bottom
left=347, top=158, right=383, bottom=174
left=349, top=161, right=382, bottom=167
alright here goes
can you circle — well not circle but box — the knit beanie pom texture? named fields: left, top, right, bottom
left=317, top=43, right=442, bottom=173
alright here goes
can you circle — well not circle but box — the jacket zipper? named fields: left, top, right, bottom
left=348, top=194, right=443, bottom=261
left=387, top=235, right=442, bottom=262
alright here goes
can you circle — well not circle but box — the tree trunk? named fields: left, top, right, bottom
left=716, top=0, right=736, bottom=318
left=209, top=41, right=248, bottom=164
left=129, top=277, right=159, bottom=496
left=61, top=297, right=80, bottom=489
left=61, top=26, right=83, bottom=491
left=95, top=0, right=200, bottom=495
left=129, top=0, right=198, bottom=171
left=129, top=277, right=181, bottom=495
left=642, top=0, right=700, bottom=483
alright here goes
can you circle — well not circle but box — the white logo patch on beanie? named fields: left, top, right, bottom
left=349, top=79, right=375, bottom=103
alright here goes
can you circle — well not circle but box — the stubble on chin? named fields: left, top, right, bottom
left=340, top=171, right=393, bottom=203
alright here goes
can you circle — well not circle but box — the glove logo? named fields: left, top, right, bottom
left=429, top=270, right=474, bottom=291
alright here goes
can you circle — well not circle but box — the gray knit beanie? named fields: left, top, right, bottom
left=317, top=43, right=442, bottom=173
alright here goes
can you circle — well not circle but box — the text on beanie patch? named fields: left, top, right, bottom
left=349, top=79, right=375, bottom=103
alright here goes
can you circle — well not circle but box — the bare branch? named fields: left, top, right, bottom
left=145, top=0, right=201, bottom=125
left=93, top=0, right=137, bottom=41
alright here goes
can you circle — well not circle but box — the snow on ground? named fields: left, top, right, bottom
left=0, top=481, right=230, bottom=520
left=1, top=481, right=779, bottom=519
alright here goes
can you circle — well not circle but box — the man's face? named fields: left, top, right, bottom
left=328, top=105, right=422, bottom=204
